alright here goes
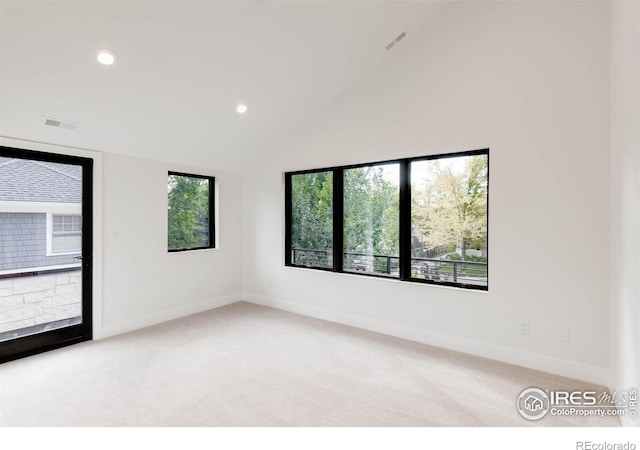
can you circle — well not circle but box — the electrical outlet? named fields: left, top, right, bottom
left=520, top=321, right=530, bottom=335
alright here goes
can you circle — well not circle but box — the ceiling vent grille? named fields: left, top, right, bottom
left=44, top=117, right=78, bottom=131
left=385, top=31, right=407, bottom=51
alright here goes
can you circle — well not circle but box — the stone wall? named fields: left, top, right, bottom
left=0, top=269, right=81, bottom=333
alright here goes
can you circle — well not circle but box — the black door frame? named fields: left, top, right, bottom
left=0, top=145, right=93, bottom=364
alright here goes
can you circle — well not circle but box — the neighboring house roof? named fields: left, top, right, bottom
left=0, top=158, right=81, bottom=203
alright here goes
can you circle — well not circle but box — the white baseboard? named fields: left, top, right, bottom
left=241, top=292, right=609, bottom=386
left=101, top=293, right=241, bottom=338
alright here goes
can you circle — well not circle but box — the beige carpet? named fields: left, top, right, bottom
left=0, top=301, right=620, bottom=426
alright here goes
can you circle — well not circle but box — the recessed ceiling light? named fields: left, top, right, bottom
left=96, top=49, right=117, bottom=66
left=236, top=104, right=248, bottom=114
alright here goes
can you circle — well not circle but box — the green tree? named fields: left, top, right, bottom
left=291, top=172, right=333, bottom=266
left=344, top=166, right=398, bottom=257
left=291, top=167, right=399, bottom=271
left=412, top=155, right=488, bottom=261
left=168, top=175, right=210, bottom=250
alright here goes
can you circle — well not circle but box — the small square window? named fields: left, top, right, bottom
left=51, top=214, right=82, bottom=254
left=167, top=172, right=215, bottom=252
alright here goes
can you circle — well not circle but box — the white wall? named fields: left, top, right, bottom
left=102, top=152, right=242, bottom=336
left=241, top=2, right=611, bottom=384
left=610, top=1, right=640, bottom=427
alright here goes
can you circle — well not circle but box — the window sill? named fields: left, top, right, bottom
left=168, top=247, right=217, bottom=254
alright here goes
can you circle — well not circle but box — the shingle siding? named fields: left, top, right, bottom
left=0, top=159, right=81, bottom=203
left=0, top=213, right=78, bottom=271
left=0, top=158, right=82, bottom=271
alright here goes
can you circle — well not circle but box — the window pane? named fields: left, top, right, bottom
left=343, top=164, right=399, bottom=277
left=52, top=234, right=81, bottom=254
left=53, top=215, right=81, bottom=234
left=411, top=154, right=488, bottom=286
left=167, top=174, right=212, bottom=251
left=51, top=215, right=82, bottom=254
left=290, top=171, right=333, bottom=268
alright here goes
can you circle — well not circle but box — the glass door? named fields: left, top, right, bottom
left=0, top=146, right=92, bottom=363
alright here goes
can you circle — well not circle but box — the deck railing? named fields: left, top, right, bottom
left=291, top=248, right=487, bottom=286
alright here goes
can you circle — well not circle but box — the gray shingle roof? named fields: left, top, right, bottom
left=0, top=158, right=81, bottom=203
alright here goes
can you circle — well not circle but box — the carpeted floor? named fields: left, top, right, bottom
left=0, top=301, right=621, bottom=426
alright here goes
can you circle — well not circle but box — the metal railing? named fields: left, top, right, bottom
left=291, top=248, right=487, bottom=285
left=343, top=251, right=399, bottom=275
left=411, top=256, right=487, bottom=286
left=291, top=248, right=332, bottom=268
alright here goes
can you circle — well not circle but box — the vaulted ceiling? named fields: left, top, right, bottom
left=0, top=1, right=448, bottom=171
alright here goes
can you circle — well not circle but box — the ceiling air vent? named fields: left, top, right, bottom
left=385, top=31, right=407, bottom=51
left=44, top=117, right=78, bottom=131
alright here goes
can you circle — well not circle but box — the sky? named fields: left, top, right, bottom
left=378, top=154, right=473, bottom=187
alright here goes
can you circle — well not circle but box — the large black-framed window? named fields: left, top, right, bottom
left=168, top=171, right=215, bottom=252
left=285, top=148, right=489, bottom=291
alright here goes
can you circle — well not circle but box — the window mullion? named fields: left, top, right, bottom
left=284, top=173, right=293, bottom=266
left=209, top=179, right=215, bottom=249
left=399, top=159, right=411, bottom=281
left=333, top=168, right=344, bottom=272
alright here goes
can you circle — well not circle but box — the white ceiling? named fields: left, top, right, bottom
left=0, top=1, right=447, bottom=171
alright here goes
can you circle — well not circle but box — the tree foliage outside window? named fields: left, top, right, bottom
left=344, top=165, right=399, bottom=275
left=290, top=167, right=399, bottom=273
left=411, top=154, right=488, bottom=261
left=168, top=173, right=213, bottom=251
left=290, top=171, right=333, bottom=267
left=410, top=154, right=488, bottom=285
